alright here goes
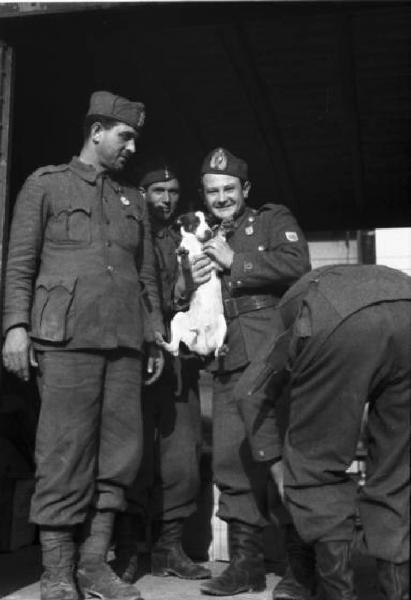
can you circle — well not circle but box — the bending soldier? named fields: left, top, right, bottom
left=236, top=264, right=411, bottom=600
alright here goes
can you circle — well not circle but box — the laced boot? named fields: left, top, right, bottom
left=113, top=513, right=146, bottom=583
left=273, top=524, right=316, bottom=599
left=151, top=519, right=211, bottom=579
left=77, top=509, right=141, bottom=600
left=200, top=520, right=266, bottom=596
left=376, top=559, right=409, bottom=600
left=39, top=527, right=78, bottom=600
left=315, top=540, right=358, bottom=600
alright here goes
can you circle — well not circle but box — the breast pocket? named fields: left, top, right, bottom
left=31, top=275, right=77, bottom=342
left=120, top=208, right=143, bottom=249
left=47, top=200, right=92, bottom=245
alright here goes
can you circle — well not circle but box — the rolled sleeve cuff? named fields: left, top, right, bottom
left=2, top=313, right=30, bottom=336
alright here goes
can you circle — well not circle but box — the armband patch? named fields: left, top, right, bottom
left=285, top=231, right=298, bottom=242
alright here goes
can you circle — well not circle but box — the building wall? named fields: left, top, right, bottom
left=375, top=228, right=411, bottom=276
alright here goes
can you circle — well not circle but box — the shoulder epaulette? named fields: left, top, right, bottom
left=34, top=164, right=69, bottom=177
left=258, top=202, right=279, bottom=213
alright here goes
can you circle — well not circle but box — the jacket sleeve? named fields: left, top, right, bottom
left=3, top=174, right=46, bottom=335
left=235, top=326, right=293, bottom=462
left=138, top=197, right=165, bottom=339
left=230, top=205, right=311, bottom=292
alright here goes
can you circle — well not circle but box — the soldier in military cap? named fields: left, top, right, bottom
left=185, top=148, right=311, bottom=597
left=113, top=160, right=211, bottom=582
left=2, top=91, right=164, bottom=600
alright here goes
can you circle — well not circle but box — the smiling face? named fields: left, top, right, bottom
left=145, top=178, right=180, bottom=224
left=202, top=173, right=250, bottom=222
left=94, top=122, right=138, bottom=172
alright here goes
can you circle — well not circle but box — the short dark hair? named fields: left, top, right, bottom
left=83, top=114, right=122, bottom=141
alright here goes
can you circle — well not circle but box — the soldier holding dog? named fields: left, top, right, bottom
left=190, top=148, right=311, bottom=597
left=114, top=162, right=210, bottom=583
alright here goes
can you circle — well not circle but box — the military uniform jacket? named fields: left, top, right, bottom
left=238, top=264, right=411, bottom=463
left=3, top=157, right=164, bottom=350
left=152, top=223, right=180, bottom=325
left=281, top=263, right=411, bottom=356
left=213, top=203, right=311, bottom=373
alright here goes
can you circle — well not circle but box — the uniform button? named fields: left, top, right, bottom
left=105, top=220, right=110, bottom=225
left=248, top=216, right=255, bottom=223
left=258, top=450, right=265, bottom=458
left=107, top=265, right=114, bottom=272
left=236, top=280, right=242, bottom=286
left=228, top=282, right=232, bottom=288
left=258, top=245, right=265, bottom=251
left=244, top=261, right=253, bottom=271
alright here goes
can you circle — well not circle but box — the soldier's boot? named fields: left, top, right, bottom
left=376, top=560, right=409, bottom=600
left=39, top=527, right=78, bottom=600
left=273, top=525, right=316, bottom=600
left=77, top=509, right=142, bottom=600
left=151, top=519, right=211, bottom=579
left=113, top=513, right=146, bottom=583
left=315, top=540, right=358, bottom=600
left=200, top=520, right=266, bottom=596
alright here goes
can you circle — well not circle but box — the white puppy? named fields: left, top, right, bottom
left=162, top=211, right=227, bottom=357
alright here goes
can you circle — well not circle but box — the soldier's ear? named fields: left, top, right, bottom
left=138, top=186, right=146, bottom=198
left=90, top=122, right=104, bottom=144
left=242, top=180, right=251, bottom=198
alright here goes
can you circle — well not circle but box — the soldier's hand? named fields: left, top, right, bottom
left=2, top=326, right=37, bottom=382
left=191, top=254, right=213, bottom=286
left=144, top=343, right=165, bottom=386
left=270, top=459, right=285, bottom=501
left=203, top=237, right=234, bottom=270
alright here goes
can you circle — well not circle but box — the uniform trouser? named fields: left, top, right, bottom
left=30, top=349, right=143, bottom=527
left=125, top=362, right=202, bottom=522
left=284, top=301, right=411, bottom=563
left=213, top=369, right=270, bottom=527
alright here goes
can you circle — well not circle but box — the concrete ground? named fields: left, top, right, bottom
left=0, top=545, right=383, bottom=600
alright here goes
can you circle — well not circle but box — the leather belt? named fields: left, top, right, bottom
left=223, top=295, right=278, bottom=319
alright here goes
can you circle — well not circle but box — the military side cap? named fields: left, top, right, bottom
left=139, top=161, right=178, bottom=188
left=87, top=90, right=145, bottom=130
left=201, top=147, right=248, bottom=180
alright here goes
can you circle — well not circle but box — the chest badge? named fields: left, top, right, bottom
left=245, top=225, right=254, bottom=236
left=120, top=195, right=130, bottom=206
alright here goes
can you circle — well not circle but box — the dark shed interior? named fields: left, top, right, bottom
left=1, top=0, right=410, bottom=232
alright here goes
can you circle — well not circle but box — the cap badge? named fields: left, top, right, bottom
left=210, top=148, right=228, bottom=171
left=120, top=195, right=130, bottom=206
left=137, top=111, right=145, bottom=128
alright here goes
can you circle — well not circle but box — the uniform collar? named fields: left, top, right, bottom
left=69, top=157, right=98, bottom=183
left=69, top=157, right=122, bottom=192
left=217, top=204, right=253, bottom=235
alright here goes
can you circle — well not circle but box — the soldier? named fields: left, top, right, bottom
left=2, top=91, right=164, bottom=600
left=188, top=147, right=311, bottom=596
left=236, top=264, right=411, bottom=600
left=114, top=161, right=211, bottom=582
